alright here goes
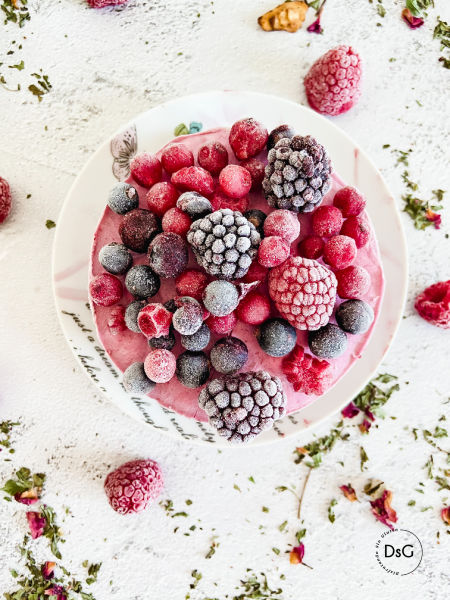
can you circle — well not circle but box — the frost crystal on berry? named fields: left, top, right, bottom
left=104, top=459, right=163, bottom=515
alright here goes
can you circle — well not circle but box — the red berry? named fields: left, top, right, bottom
left=341, top=215, right=370, bottom=248
left=264, top=209, right=300, bottom=243
left=104, top=459, right=163, bottom=515
left=282, top=345, right=332, bottom=395
left=336, top=265, right=370, bottom=299
left=107, top=305, right=127, bottom=335
left=415, top=280, right=450, bottom=329
left=144, top=349, right=176, bottom=383
left=240, top=158, right=265, bottom=190
left=0, top=177, right=12, bottom=224
left=304, top=45, right=362, bottom=116
left=90, top=273, right=123, bottom=307
left=229, top=118, right=268, bottom=160
left=146, top=182, right=179, bottom=217
left=236, top=291, right=271, bottom=325
left=130, top=153, right=162, bottom=187
left=161, top=143, right=194, bottom=174
left=258, top=236, right=290, bottom=268
left=162, top=207, right=192, bottom=237
left=175, top=269, right=208, bottom=301
left=138, top=303, right=173, bottom=338
left=323, top=235, right=357, bottom=270
left=211, top=189, right=249, bottom=213
left=206, top=312, right=237, bottom=335
left=312, top=205, right=344, bottom=237
left=197, top=141, right=228, bottom=175
left=333, top=186, right=366, bottom=217
left=298, top=235, right=324, bottom=259
left=171, top=166, right=215, bottom=197
left=219, top=165, right=252, bottom=199
left=242, top=260, right=269, bottom=284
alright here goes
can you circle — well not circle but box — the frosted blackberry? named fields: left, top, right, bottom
left=308, top=323, right=347, bottom=359
left=123, top=362, right=155, bottom=395
left=125, top=300, right=146, bottom=333
left=99, top=242, right=132, bottom=275
left=108, top=182, right=139, bottom=215
left=198, top=371, right=287, bottom=443
left=187, top=209, right=260, bottom=280
left=203, top=280, right=239, bottom=316
left=336, top=299, right=374, bottom=334
left=210, top=337, right=248, bottom=374
left=262, top=135, right=331, bottom=213
left=125, top=265, right=160, bottom=299
left=244, top=209, right=266, bottom=237
left=177, top=192, right=212, bottom=219
left=176, top=351, right=210, bottom=388
left=256, top=318, right=297, bottom=357
left=181, top=323, right=211, bottom=351
left=148, top=328, right=176, bottom=351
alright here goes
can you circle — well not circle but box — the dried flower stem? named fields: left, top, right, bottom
left=297, top=467, right=312, bottom=520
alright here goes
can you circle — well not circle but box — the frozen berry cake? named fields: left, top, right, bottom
left=89, top=118, right=384, bottom=443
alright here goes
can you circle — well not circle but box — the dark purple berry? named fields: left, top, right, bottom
left=147, top=232, right=188, bottom=279
left=336, top=299, right=374, bottom=334
left=243, top=209, right=267, bottom=237
left=181, top=323, right=210, bottom=351
left=125, top=265, right=160, bottom=299
left=256, top=318, right=297, bottom=357
left=173, top=299, right=203, bottom=335
left=177, top=191, right=212, bottom=219
left=176, top=351, right=210, bottom=388
left=148, top=328, right=176, bottom=350
left=125, top=300, right=146, bottom=332
left=108, top=182, right=139, bottom=215
left=119, top=208, right=160, bottom=253
left=308, top=323, right=347, bottom=359
left=163, top=298, right=177, bottom=313
left=210, top=337, right=248, bottom=374
left=99, top=242, right=132, bottom=274
left=267, top=125, right=296, bottom=151
left=123, top=362, right=155, bottom=395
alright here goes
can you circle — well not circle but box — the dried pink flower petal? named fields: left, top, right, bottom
left=441, top=507, right=450, bottom=526
left=42, top=561, right=56, bottom=579
left=340, top=484, right=358, bottom=502
left=289, top=543, right=305, bottom=564
left=307, top=17, right=322, bottom=34
left=341, top=402, right=360, bottom=419
left=26, top=511, right=47, bottom=539
left=14, top=488, right=40, bottom=504
left=402, top=8, right=424, bottom=29
left=370, top=490, right=398, bottom=530
left=425, top=208, right=441, bottom=229
left=44, top=585, right=67, bottom=599
left=358, top=419, right=372, bottom=434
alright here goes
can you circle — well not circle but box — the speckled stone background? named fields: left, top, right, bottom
left=1, top=1, right=449, bottom=598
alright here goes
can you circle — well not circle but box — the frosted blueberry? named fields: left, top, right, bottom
left=108, top=182, right=139, bottom=215
left=99, top=242, right=132, bottom=275
left=123, top=362, right=155, bottom=395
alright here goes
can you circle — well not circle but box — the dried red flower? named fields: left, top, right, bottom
left=358, top=419, right=372, bottom=434
left=341, top=402, right=360, bottom=419
left=340, top=484, right=358, bottom=502
left=42, top=561, right=56, bottom=580
left=44, top=585, right=67, bottom=599
left=441, top=507, right=450, bottom=526
left=14, top=488, right=40, bottom=505
left=307, top=17, right=322, bottom=34
left=26, top=511, right=46, bottom=539
left=425, top=208, right=442, bottom=229
left=402, top=8, right=424, bottom=29
left=370, top=490, right=398, bottom=530
left=289, top=543, right=305, bottom=564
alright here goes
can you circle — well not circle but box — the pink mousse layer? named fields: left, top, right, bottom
left=90, top=128, right=384, bottom=421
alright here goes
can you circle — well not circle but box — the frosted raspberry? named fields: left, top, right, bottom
left=172, top=166, right=215, bottom=197
left=146, top=182, right=179, bottom=217
left=415, top=280, right=450, bottom=329
left=219, top=165, right=252, bottom=199
left=176, top=270, right=208, bottom=301
left=263, top=209, right=300, bottom=243
left=87, top=0, right=128, bottom=7
left=144, top=349, right=176, bottom=383
left=323, top=235, right=356, bottom=270
left=107, top=305, right=127, bottom=335
left=341, top=215, right=370, bottom=248
left=268, top=256, right=337, bottom=331
left=137, top=303, right=172, bottom=338
left=162, top=207, right=192, bottom=237
left=229, top=118, right=269, bottom=160
left=236, top=291, right=271, bottom=325
left=206, top=312, right=237, bottom=335
left=104, top=459, right=163, bottom=515
left=197, top=141, right=228, bottom=175
left=282, top=345, right=333, bottom=395
left=312, top=205, right=343, bottom=237
left=304, top=45, right=362, bottom=116
left=161, top=143, right=194, bottom=174
left=242, top=260, right=269, bottom=284
left=0, top=177, right=12, bottom=224
left=90, top=273, right=123, bottom=307
left=130, top=153, right=162, bottom=187
left=333, top=186, right=366, bottom=217
left=336, top=265, right=370, bottom=299
left=298, top=235, right=324, bottom=259
left=211, top=189, right=249, bottom=213
left=258, top=236, right=290, bottom=268
left=240, top=158, right=265, bottom=190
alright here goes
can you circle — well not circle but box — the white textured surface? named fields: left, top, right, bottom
left=0, top=1, right=449, bottom=598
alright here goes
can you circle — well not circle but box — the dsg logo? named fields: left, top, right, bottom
left=375, top=529, right=423, bottom=576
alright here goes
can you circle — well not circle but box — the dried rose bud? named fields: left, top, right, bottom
left=15, top=487, right=41, bottom=505
left=340, top=484, right=358, bottom=502
left=358, top=419, right=372, bottom=434
left=425, top=208, right=441, bottom=229
left=370, top=490, right=398, bottom=530
left=441, top=507, right=450, bottom=526
left=402, top=8, right=424, bottom=29
left=341, top=402, right=360, bottom=419
left=289, top=543, right=305, bottom=564
left=44, top=585, right=67, bottom=599
left=42, top=561, right=56, bottom=579
left=26, top=511, right=47, bottom=539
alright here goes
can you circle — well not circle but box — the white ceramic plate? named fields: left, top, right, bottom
left=52, top=91, right=407, bottom=447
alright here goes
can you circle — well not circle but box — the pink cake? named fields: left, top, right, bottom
left=89, top=120, right=384, bottom=442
